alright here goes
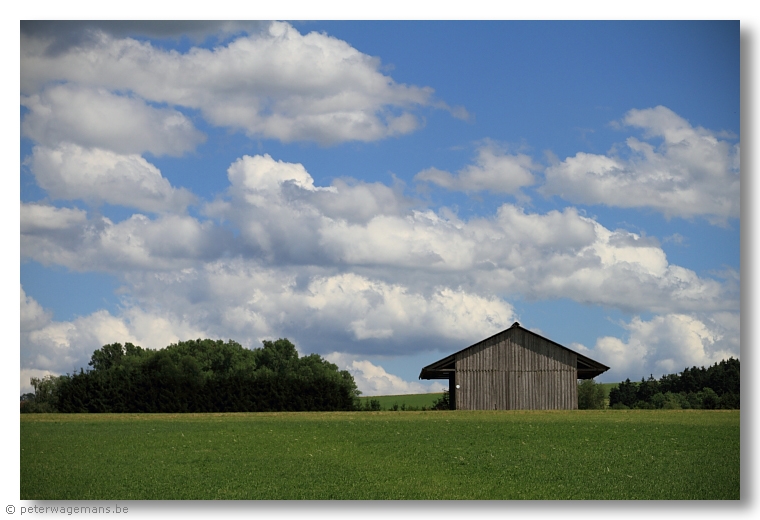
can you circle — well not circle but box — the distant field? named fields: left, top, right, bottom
left=599, top=382, right=618, bottom=399
left=21, top=410, right=739, bottom=500
left=361, top=384, right=619, bottom=410
left=358, top=392, right=444, bottom=410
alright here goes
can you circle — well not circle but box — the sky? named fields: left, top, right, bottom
left=16, top=20, right=741, bottom=396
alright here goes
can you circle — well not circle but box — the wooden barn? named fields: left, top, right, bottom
left=419, top=322, right=609, bottom=410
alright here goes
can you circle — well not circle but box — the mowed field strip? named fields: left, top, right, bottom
left=21, top=410, right=739, bottom=500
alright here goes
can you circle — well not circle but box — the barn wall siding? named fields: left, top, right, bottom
left=454, top=329, right=578, bottom=410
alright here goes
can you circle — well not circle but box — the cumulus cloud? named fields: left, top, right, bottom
left=21, top=285, right=51, bottom=333
left=415, top=144, right=537, bottom=193
left=305, top=274, right=515, bottom=343
left=20, top=203, right=87, bottom=233
left=541, top=106, right=740, bottom=224
left=21, top=22, right=442, bottom=145
left=19, top=152, right=738, bottom=387
left=22, top=85, right=205, bottom=156
left=304, top=198, right=731, bottom=315
left=122, top=262, right=516, bottom=357
left=18, top=23, right=739, bottom=397
left=21, top=203, right=227, bottom=271
left=22, top=154, right=737, bottom=317
left=20, top=285, right=454, bottom=396
left=226, top=154, right=412, bottom=224
left=226, top=153, right=331, bottom=194
left=20, top=21, right=269, bottom=53
left=582, top=312, right=740, bottom=382
left=27, top=144, right=195, bottom=213
left=20, top=286, right=206, bottom=382
left=206, top=153, right=417, bottom=264
left=324, top=353, right=447, bottom=396
left=492, top=219, right=734, bottom=314
left=19, top=269, right=512, bottom=391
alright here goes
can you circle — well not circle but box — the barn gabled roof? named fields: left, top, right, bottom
left=419, top=321, right=609, bottom=380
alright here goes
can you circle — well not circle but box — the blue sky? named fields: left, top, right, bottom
left=18, top=20, right=740, bottom=395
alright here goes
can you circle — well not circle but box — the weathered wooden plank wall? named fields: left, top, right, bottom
left=454, top=329, right=578, bottom=410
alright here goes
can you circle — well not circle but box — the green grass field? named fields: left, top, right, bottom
left=599, top=382, right=618, bottom=399
left=21, top=410, right=739, bottom=500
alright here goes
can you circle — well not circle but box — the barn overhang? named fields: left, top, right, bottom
left=576, top=354, right=609, bottom=379
left=418, top=355, right=456, bottom=380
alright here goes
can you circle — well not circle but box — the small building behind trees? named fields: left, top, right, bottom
left=419, top=322, right=609, bottom=410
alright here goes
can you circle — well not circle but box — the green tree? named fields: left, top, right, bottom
left=256, top=338, right=299, bottom=373
left=577, top=379, right=605, bottom=409
left=609, top=378, right=637, bottom=408
left=55, top=337, right=359, bottom=413
left=636, top=375, right=660, bottom=402
left=699, top=387, right=720, bottom=409
left=719, top=392, right=739, bottom=409
left=25, top=375, right=63, bottom=412
left=662, top=392, right=682, bottom=409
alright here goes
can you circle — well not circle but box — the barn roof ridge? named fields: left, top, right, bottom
left=419, top=322, right=609, bottom=380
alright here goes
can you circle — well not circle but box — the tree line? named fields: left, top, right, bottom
left=21, top=338, right=360, bottom=413
left=578, top=357, right=739, bottom=410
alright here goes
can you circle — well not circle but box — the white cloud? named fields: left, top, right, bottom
left=26, top=310, right=134, bottom=371
left=18, top=152, right=737, bottom=389
left=22, top=154, right=737, bottom=317
left=20, top=287, right=206, bottom=384
left=498, top=219, right=733, bottom=314
left=21, top=203, right=91, bottom=268
left=28, top=144, right=195, bottom=212
left=583, top=312, right=740, bottom=382
left=21, top=203, right=225, bottom=271
left=122, top=262, right=516, bottom=356
left=21, top=280, right=457, bottom=396
left=20, top=285, right=51, bottom=333
left=208, top=153, right=415, bottom=263
left=324, top=353, right=447, bottom=396
left=227, top=154, right=330, bottom=194
left=415, top=144, right=537, bottom=193
left=541, top=106, right=740, bottom=224
left=20, top=269, right=739, bottom=393
left=297, top=178, right=409, bottom=225
left=318, top=211, right=477, bottom=270
left=21, top=84, right=205, bottom=156
left=16, top=23, right=739, bottom=405
left=19, top=191, right=739, bottom=393
left=304, top=273, right=515, bottom=342
left=21, top=22, right=441, bottom=145
left=18, top=266, right=512, bottom=391
left=20, top=203, right=87, bottom=233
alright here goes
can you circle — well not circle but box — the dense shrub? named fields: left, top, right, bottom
left=26, top=338, right=360, bottom=413
left=609, top=379, right=637, bottom=408
left=608, top=359, right=739, bottom=410
left=20, top=376, right=63, bottom=413
left=431, top=390, right=450, bottom=410
left=719, top=392, right=740, bottom=409
left=577, top=379, right=605, bottom=409
left=699, top=388, right=720, bottom=410
left=364, top=399, right=382, bottom=411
